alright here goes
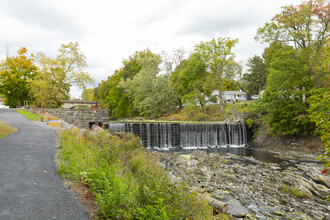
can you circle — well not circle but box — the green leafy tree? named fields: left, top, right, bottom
left=30, top=42, right=94, bottom=107
left=255, top=0, right=329, bottom=136
left=170, top=54, right=212, bottom=108
left=94, top=51, right=144, bottom=118
left=0, top=47, right=37, bottom=107
left=242, top=56, right=267, bottom=94
left=81, top=88, right=94, bottom=101
left=223, top=78, right=241, bottom=91
left=262, top=44, right=314, bottom=135
left=307, top=41, right=330, bottom=169
left=106, top=74, right=131, bottom=118
left=120, top=49, right=177, bottom=117
left=194, top=37, right=240, bottom=112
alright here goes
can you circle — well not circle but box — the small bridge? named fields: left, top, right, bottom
left=61, top=100, right=101, bottom=109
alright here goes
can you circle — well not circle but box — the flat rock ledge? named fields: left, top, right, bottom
left=154, top=150, right=330, bottom=219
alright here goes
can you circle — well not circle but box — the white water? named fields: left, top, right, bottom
left=109, top=123, right=247, bottom=149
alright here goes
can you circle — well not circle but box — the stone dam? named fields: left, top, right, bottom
left=109, top=123, right=247, bottom=149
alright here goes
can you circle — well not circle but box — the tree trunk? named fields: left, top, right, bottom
left=206, top=195, right=228, bottom=214
left=218, top=89, right=223, bottom=113
left=199, top=100, right=204, bottom=108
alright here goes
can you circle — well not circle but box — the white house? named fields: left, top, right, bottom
left=223, top=90, right=247, bottom=102
left=211, top=90, right=247, bottom=103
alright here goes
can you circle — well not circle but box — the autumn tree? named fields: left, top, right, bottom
left=0, top=47, right=37, bottom=107
left=30, top=42, right=94, bottom=107
left=194, top=37, right=241, bottom=112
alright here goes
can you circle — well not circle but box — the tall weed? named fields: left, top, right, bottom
left=57, top=128, right=219, bottom=219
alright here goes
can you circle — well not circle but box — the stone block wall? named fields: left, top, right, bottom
left=46, top=108, right=109, bottom=129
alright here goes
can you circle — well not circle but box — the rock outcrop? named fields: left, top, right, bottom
left=156, top=150, right=330, bottom=219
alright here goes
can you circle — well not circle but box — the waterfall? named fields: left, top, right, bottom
left=109, top=123, right=247, bottom=149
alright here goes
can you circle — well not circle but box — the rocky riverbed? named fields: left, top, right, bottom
left=152, top=149, right=330, bottom=219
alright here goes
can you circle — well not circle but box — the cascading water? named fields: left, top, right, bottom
left=109, top=123, right=247, bottom=149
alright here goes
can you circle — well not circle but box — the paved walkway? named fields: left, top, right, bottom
left=0, top=109, right=89, bottom=220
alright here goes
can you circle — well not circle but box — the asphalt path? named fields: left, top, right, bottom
left=0, top=109, right=89, bottom=220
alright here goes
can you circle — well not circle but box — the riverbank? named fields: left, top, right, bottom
left=57, top=129, right=219, bottom=219
left=153, top=148, right=330, bottom=219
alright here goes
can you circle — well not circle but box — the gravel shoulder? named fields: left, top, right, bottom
left=0, top=108, right=89, bottom=220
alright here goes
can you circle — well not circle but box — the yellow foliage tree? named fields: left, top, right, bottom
left=30, top=42, right=94, bottom=107
left=0, top=47, right=37, bottom=107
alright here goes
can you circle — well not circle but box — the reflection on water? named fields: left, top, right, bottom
left=164, top=147, right=284, bottom=164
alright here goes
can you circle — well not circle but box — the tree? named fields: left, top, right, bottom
left=194, top=37, right=240, bottom=112
left=101, top=70, right=138, bottom=118
left=254, top=0, right=329, bottom=136
left=307, top=41, right=330, bottom=169
left=161, top=47, right=186, bottom=74
left=255, top=0, right=329, bottom=51
left=0, top=47, right=37, bottom=107
left=29, top=54, right=69, bottom=107
left=120, top=49, right=177, bottom=117
left=94, top=51, right=146, bottom=118
left=262, top=44, right=314, bottom=135
left=30, top=42, right=93, bottom=107
left=256, top=0, right=329, bottom=82
left=81, top=88, right=94, bottom=101
left=242, top=56, right=267, bottom=94
left=170, top=54, right=212, bottom=107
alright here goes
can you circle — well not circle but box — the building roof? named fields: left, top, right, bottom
left=212, top=90, right=247, bottom=96
left=223, top=91, right=246, bottom=95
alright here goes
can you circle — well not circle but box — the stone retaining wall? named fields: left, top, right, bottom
left=46, top=108, right=109, bottom=129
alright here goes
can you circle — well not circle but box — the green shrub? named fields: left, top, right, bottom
left=246, top=118, right=254, bottom=128
left=57, top=128, right=217, bottom=219
left=279, top=184, right=311, bottom=199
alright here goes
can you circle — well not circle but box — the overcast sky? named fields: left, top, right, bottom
left=0, top=0, right=302, bottom=98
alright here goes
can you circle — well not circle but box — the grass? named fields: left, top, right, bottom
left=57, top=128, right=229, bottom=219
left=0, top=120, right=17, bottom=138
left=279, top=184, right=311, bottom=199
left=16, top=110, right=43, bottom=121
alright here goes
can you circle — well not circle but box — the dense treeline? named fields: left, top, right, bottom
left=93, top=38, right=244, bottom=118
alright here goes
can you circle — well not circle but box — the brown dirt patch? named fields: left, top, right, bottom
left=65, top=180, right=98, bottom=219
